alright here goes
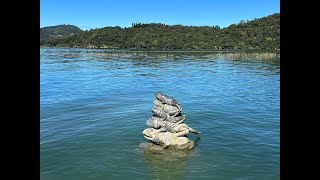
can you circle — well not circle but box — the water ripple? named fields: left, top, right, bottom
left=41, top=48, right=280, bottom=179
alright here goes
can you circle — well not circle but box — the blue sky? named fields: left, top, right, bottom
left=40, top=0, right=280, bottom=30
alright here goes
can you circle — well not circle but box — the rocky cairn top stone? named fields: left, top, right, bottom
left=141, top=92, right=200, bottom=151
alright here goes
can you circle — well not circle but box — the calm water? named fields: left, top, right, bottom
left=40, top=48, right=280, bottom=179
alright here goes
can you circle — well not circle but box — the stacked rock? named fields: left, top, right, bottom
left=142, top=92, right=200, bottom=150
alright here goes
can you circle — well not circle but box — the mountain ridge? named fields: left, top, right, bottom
left=40, top=13, right=279, bottom=49
left=40, top=24, right=83, bottom=42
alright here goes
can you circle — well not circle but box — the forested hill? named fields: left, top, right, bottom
left=40, top=24, right=83, bottom=42
left=40, top=13, right=279, bottom=49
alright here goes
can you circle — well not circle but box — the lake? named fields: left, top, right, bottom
left=40, top=48, right=280, bottom=179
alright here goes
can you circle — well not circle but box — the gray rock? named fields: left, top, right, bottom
left=139, top=142, right=167, bottom=151
left=146, top=117, right=200, bottom=135
left=146, top=116, right=165, bottom=129
left=164, top=113, right=186, bottom=123
left=142, top=93, right=200, bottom=151
left=151, top=107, right=185, bottom=122
left=153, top=99, right=182, bottom=116
left=155, top=92, right=182, bottom=110
left=143, top=128, right=195, bottom=150
left=151, top=106, right=167, bottom=118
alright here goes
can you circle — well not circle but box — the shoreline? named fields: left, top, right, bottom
left=40, top=47, right=280, bottom=53
left=40, top=48, right=280, bottom=60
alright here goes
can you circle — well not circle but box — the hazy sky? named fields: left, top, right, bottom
left=40, top=0, right=280, bottom=30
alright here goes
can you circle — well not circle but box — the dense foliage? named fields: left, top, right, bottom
left=40, top=24, right=83, bottom=42
left=40, top=13, right=279, bottom=49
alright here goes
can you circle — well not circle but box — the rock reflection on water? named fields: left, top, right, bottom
left=139, top=138, right=200, bottom=180
left=141, top=145, right=191, bottom=180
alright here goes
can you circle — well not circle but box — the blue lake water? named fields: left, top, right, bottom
left=40, top=48, right=280, bottom=179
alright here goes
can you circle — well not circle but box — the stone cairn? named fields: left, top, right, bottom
left=141, top=92, right=200, bottom=151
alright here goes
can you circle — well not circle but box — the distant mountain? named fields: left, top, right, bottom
left=40, top=13, right=279, bottom=49
left=40, top=24, right=83, bottom=43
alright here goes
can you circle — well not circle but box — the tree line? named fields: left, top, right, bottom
left=40, top=13, right=279, bottom=49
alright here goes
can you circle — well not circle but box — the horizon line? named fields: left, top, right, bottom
left=40, top=12, right=279, bottom=31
